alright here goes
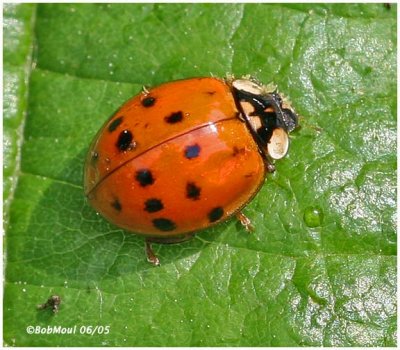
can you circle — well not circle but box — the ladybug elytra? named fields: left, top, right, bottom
left=84, top=77, right=299, bottom=265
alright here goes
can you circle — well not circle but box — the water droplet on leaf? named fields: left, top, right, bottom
left=304, top=206, right=323, bottom=228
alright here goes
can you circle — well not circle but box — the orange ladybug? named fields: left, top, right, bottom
left=84, top=77, right=298, bottom=265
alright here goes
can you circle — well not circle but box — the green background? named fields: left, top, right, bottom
left=3, top=3, right=397, bottom=347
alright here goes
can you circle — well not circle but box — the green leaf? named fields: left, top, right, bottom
left=4, top=3, right=396, bottom=346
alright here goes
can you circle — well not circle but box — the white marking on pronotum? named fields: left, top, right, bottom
left=268, top=127, right=290, bottom=160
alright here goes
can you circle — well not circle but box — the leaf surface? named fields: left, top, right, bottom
left=3, top=3, right=396, bottom=346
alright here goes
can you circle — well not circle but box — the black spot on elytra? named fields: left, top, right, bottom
left=144, top=198, right=164, bottom=213
left=135, top=169, right=154, bottom=187
left=111, top=198, right=122, bottom=212
left=184, top=144, right=201, bottom=159
left=186, top=182, right=201, bottom=200
left=208, top=206, right=224, bottom=223
left=153, top=218, right=176, bottom=231
left=165, top=111, right=183, bottom=124
left=116, top=130, right=135, bottom=151
left=142, top=96, right=156, bottom=107
left=108, top=116, right=123, bottom=132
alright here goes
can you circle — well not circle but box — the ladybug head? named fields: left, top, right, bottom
left=231, top=79, right=299, bottom=160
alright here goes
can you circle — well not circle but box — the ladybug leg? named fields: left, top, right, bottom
left=144, top=234, right=196, bottom=265
left=266, top=163, right=275, bottom=173
left=265, top=159, right=276, bottom=173
left=145, top=240, right=160, bottom=266
left=236, top=212, right=255, bottom=232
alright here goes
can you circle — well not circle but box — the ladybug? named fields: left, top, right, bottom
left=84, top=77, right=298, bottom=265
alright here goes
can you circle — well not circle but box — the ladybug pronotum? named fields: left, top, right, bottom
left=84, top=77, right=299, bottom=265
